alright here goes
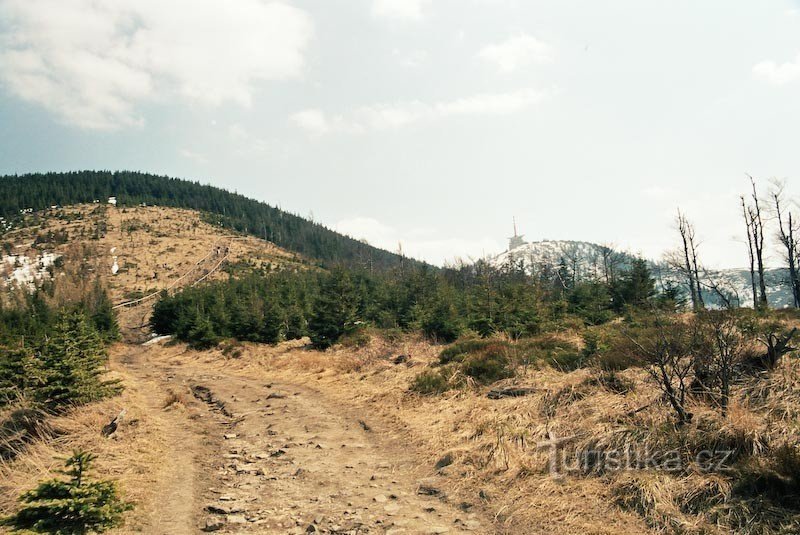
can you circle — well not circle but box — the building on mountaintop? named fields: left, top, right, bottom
left=508, top=217, right=527, bottom=251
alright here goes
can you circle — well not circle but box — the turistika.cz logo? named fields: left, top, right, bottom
left=537, top=432, right=735, bottom=478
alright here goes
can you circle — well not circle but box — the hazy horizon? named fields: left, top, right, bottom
left=2, top=0, right=799, bottom=268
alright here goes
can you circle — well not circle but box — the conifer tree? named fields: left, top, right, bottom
left=3, top=450, right=132, bottom=533
left=0, top=347, right=46, bottom=406
left=308, top=269, right=361, bottom=349
left=36, top=313, right=120, bottom=411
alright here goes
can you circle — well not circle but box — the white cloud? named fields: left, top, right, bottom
left=478, top=33, right=553, bottom=73
left=179, top=148, right=207, bottom=164
left=0, top=0, right=313, bottom=130
left=641, top=186, right=676, bottom=199
left=290, top=109, right=333, bottom=135
left=752, top=53, right=800, bottom=85
left=371, top=0, right=431, bottom=21
left=291, top=87, right=546, bottom=134
left=335, top=216, right=501, bottom=265
left=392, top=48, right=428, bottom=68
left=228, top=124, right=271, bottom=155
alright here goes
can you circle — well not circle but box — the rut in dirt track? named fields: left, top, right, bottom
left=120, top=346, right=485, bottom=535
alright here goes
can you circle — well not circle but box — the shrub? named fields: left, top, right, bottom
left=586, top=326, right=644, bottom=371
left=411, top=370, right=450, bottom=395
left=439, top=338, right=509, bottom=365
left=516, top=335, right=585, bottom=370
left=439, top=334, right=585, bottom=376
left=219, top=340, right=244, bottom=358
left=461, top=351, right=513, bottom=384
left=0, top=405, right=51, bottom=461
left=2, top=450, right=132, bottom=533
left=340, top=327, right=371, bottom=349
left=595, top=370, right=635, bottom=395
left=547, top=349, right=585, bottom=371
left=567, top=282, right=615, bottom=326
left=0, top=348, right=46, bottom=407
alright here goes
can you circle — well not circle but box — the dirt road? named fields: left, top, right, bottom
left=116, top=344, right=485, bottom=534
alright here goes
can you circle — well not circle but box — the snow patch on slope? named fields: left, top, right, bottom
left=2, top=252, right=60, bottom=290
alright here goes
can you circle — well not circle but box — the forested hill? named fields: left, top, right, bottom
left=0, top=170, right=415, bottom=271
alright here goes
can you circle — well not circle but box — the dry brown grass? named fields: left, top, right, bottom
left=141, top=332, right=800, bottom=535
left=2, top=329, right=793, bottom=533
left=161, top=389, right=187, bottom=410
left=136, top=336, right=649, bottom=533
left=1, top=204, right=306, bottom=338
left=0, top=365, right=176, bottom=534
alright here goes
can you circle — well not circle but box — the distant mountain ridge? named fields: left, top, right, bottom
left=491, top=238, right=795, bottom=308
left=0, top=171, right=417, bottom=271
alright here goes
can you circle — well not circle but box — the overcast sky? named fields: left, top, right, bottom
left=1, top=0, right=799, bottom=268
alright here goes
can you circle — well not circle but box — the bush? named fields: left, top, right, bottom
left=595, top=370, right=635, bottom=394
left=0, top=348, right=46, bottom=406
left=411, top=370, right=450, bottom=395
left=547, top=349, right=585, bottom=371
left=437, top=337, right=515, bottom=384
left=584, top=326, right=643, bottom=371
left=461, top=351, right=513, bottom=384
left=2, top=450, right=132, bottom=533
left=516, top=335, right=585, bottom=370
left=219, top=340, right=244, bottom=358
left=186, top=316, right=220, bottom=350
left=340, top=327, right=371, bottom=349
left=439, top=338, right=509, bottom=365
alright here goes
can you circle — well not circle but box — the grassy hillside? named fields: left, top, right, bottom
left=0, top=171, right=414, bottom=271
left=0, top=203, right=311, bottom=341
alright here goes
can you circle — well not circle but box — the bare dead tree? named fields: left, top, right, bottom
left=741, top=195, right=758, bottom=308
left=689, top=231, right=704, bottom=310
left=676, top=210, right=704, bottom=311
left=746, top=175, right=768, bottom=309
left=771, top=180, right=800, bottom=307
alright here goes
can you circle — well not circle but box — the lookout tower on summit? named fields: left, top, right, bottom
left=508, top=217, right=527, bottom=251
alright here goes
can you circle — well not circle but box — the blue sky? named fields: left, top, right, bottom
left=1, top=0, right=799, bottom=267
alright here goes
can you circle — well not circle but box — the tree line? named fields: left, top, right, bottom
left=0, top=171, right=417, bottom=272
left=151, top=253, right=676, bottom=349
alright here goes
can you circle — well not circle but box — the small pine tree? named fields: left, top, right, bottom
left=259, top=297, right=285, bottom=344
left=2, top=450, right=132, bottom=534
left=420, top=293, right=463, bottom=343
left=308, top=269, right=361, bottom=349
left=84, top=278, right=119, bottom=342
left=657, top=280, right=687, bottom=311
left=612, top=258, right=656, bottom=311
left=186, top=314, right=219, bottom=350
left=35, top=312, right=121, bottom=411
left=0, top=347, right=46, bottom=406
